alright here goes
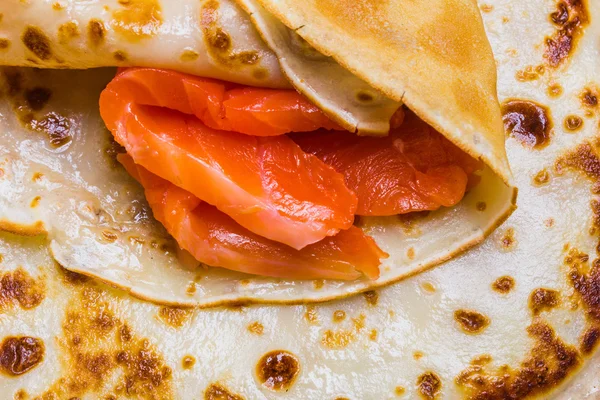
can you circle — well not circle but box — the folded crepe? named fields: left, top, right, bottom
left=0, top=0, right=516, bottom=306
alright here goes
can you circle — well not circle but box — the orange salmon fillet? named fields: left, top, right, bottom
left=100, top=68, right=357, bottom=250
left=119, top=154, right=386, bottom=280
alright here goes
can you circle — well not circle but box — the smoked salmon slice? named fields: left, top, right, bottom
left=292, top=112, right=483, bottom=216
left=100, top=68, right=357, bottom=250
left=119, top=155, right=386, bottom=280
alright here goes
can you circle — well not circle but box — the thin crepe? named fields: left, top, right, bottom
left=0, top=0, right=515, bottom=304
left=0, top=0, right=599, bottom=397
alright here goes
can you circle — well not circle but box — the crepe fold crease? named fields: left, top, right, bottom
left=0, top=0, right=516, bottom=306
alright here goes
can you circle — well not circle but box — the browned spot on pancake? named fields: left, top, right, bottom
left=533, top=169, right=550, bottom=186
left=476, top=201, right=487, bottom=211
left=38, top=285, right=173, bottom=398
left=53, top=2, right=64, bottom=10
left=406, top=247, right=415, bottom=260
left=454, top=309, right=490, bottom=334
left=471, top=354, right=493, bottom=366
left=252, top=68, right=268, bottom=80
left=456, top=322, right=579, bottom=399
left=30, top=196, right=41, bottom=208
left=204, top=383, right=243, bottom=400
left=580, top=325, right=600, bottom=354
left=256, top=350, right=299, bottom=391
left=502, top=100, right=552, bottom=149
left=313, top=279, right=324, bottom=289
left=545, top=0, right=589, bottom=67
left=112, top=0, right=162, bottom=42
left=480, top=4, right=493, bottom=12
left=0, top=267, right=45, bottom=311
left=247, top=321, right=264, bottom=335
left=157, top=306, right=192, bottom=328
left=28, top=112, right=72, bottom=148
left=0, top=39, right=9, bottom=50
left=24, top=87, right=51, bottom=111
left=515, top=65, right=545, bottom=82
left=180, top=49, right=199, bottom=62
left=547, top=83, right=563, bottom=98
left=417, top=372, right=441, bottom=399
left=363, top=290, right=378, bottom=306
left=21, top=26, right=52, bottom=61
left=3, top=69, right=23, bottom=97
left=397, top=211, right=429, bottom=235
left=545, top=218, right=555, bottom=228
left=100, top=229, right=118, bottom=243
left=58, top=21, right=80, bottom=44
left=395, top=386, right=406, bottom=396
left=182, top=355, right=196, bottom=370
left=500, top=228, right=516, bottom=250
left=581, top=87, right=598, bottom=109
left=0, top=220, right=46, bottom=236
left=369, top=329, right=377, bottom=341
left=305, top=306, right=318, bottom=325
left=333, top=310, right=346, bottom=323
left=87, top=19, right=106, bottom=47
left=200, top=0, right=262, bottom=70
left=113, top=50, right=128, bottom=62
left=529, top=288, right=561, bottom=315
left=14, top=389, right=27, bottom=400
left=564, top=115, right=583, bottom=132
left=413, top=351, right=423, bottom=360
left=57, top=264, right=90, bottom=286
left=492, top=276, right=515, bottom=294
left=0, top=336, right=44, bottom=376
left=321, top=314, right=366, bottom=349
left=566, top=248, right=600, bottom=320
left=421, top=282, right=436, bottom=293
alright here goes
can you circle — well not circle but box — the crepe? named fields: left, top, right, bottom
left=0, top=0, right=599, bottom=398
left=0, top=0, right=516, bottom=305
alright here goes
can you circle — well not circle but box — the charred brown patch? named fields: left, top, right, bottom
left=256, top=350, right=300, bottom=391
left=501, top=100, right=552, bottom=149
left=581, top=87, right=598, bottom=109
left=200, top=0, right=262, bottom=70
left=157, top=306, right=192, bottom=328
left=529, top=288, right=561, bottom=315
left=564, top=115, right=583, bottom=131
left=456, top=322, right=580, bottom=399
left=21, top=26, right=52, bottom=61
left=476, top=201, right=487, bottom=211
left=28, top=112, right=72, bottom=148
left=113, top=50, right=128, bottom=62
left=454, top=309, right=490, bottom=334
left=580, top=325, right=600, bottom=354
left=3, top=69, right=23, bottom=97
left=58, top=21, right=80, bottom=44
left=205, top=383, right=244, bottom=400
left=566, top=249, right=600, bottom=321
left=492, top=276, right=515, bottom=293
left=112, top=0, right=163, bottom=42
left=545, top=0, right=589, bottom=67
left=87, top=19, right=106, bottom=47
left=0, top=336, right=44, bottom=376
left=417, top=372, right=441, bottom=399
left=0, top=267, right=45, bottom=311
left=247, top=321, right=264, bottom=335
left=57, top=264, right=90, bottom=285
left=363, top=290, right=378, bottom=306
left=24, top=87, right=51, bottom=111
left=0, top=38, right=9, bottom=50
left=533, top=169, right=550, bottom=186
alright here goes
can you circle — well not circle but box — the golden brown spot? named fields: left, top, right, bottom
left=32, top=172, right=44, bottom=182
left=252, top=68, right=268, bottom=80
left=564, top=115, right=583, bottom=131
left=581, top=87, right=598, bottom=109
left=112, top=0, right=163, bottom=42
left=113, top=50, right=128, bottom=62
left=247, top=321, right=264, bottom=335
left=21, top=26, right=52, bottom=60
left=305, top=306, right=318, bottom=324
left=30, top=196, right=41, bottom=208
left=180, top=49, right=199, bottom=62
left=417, top=372, right=441, bottom=399
left=182, top=355, right=195, bottom=370
left=395, top=386, right=406, bottom=396
left=0, top=267, right=45, bottom=311
left=406, top=247, right=415, bottom=260
left=101, top=229, right=118, bottom=243
left=456, top=322, right=579, bottom=399
left=545, top=218, right=555, bottom=228
left=0, top=220, right=45, bottom=237
left=333, top=310, right=346, bottom=323
left=500, top=228, right=516, bottom=250
left=369, top=329, right=377, bottom=341
left=580, top=326, right=600, bottom=354
left=28, top=112, right=71, bottom=148
left=515, top=65, right=545, bottom=82
left=204, top=383, right=243, bottom=400
left=476, top=201, right=487, bottom=211
left=157, top=306, right=192, bottom=328
left=492, top=276, right=515, bottom=294
left=0, top=336, right=44, bottom=376
left=52, top=2, right=64, bottom=10
left=322, top=314, right=365, bottom=349
left=529, top=288, right=561, bottom=316
left=0, top=39, right=10, bottom=50
left=14, top=389, right=27, bottom=400
left=24, top=87, right=52, bottom=111
left=480, top=4, right=493, bottom=13
left=256, top=350, right=299, bottom=392
left=547, top=83, right=563, bottom=98
left=533, top=169, right=550, bottom=186
left=87, top=19, right=106, bottom=47
left=413, top=351, right=423, bottom=360
left=186, top=281, right=197, bottom=295
left=356, top=91, right=374, bottom=103
left=421, top=282, right=436, bottom=293
left=58, top=21, right=80, bottom=44
left=313, top=279, right=324, bottom=289
left=363, top=290, right=378, bottom=306
left=566, top=248, right=600, bottom=321
left=502, top=100, right=552, bottom=149
left=545, top=0, right=589, bottom=68
left=454, top=309, right=490, bottom=334
left=471, top=354, right=492, bottom=365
